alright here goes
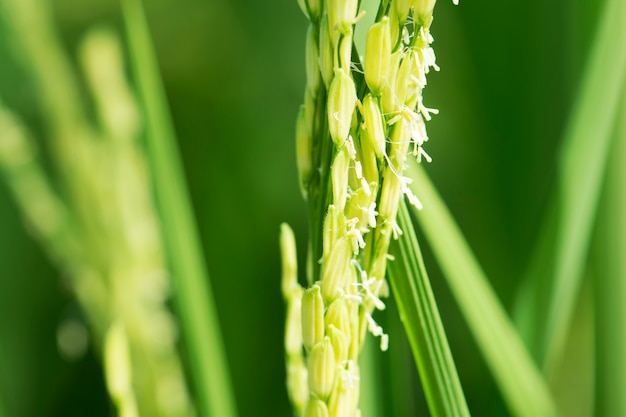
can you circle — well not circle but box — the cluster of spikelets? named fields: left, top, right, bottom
left=0, top=11, right=194, bottom=416
left=281, top=0, right=443, bottom=416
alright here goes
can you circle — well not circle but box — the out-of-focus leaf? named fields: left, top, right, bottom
left=120, top=1, right=238, bottom=417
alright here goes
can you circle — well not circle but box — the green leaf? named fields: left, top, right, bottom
left=388, top=202, right=471, bottom=417
left=119, top=2, right=238, bottom=417
left=593, top=82, right=626, bottom=417
left=515, top=0, right=626, bottom=373
left=406, top=163, right=558, bottom=417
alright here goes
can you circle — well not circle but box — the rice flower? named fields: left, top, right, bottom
left=281, top=1, right=448, bottom=415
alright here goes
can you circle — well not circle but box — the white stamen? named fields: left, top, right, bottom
left=351, top=61, right=365, bottom=74
left=354, top=160, right=363, bottom=179
left=418, top=147, right=432, bottom=163
left=351, top=263, right=386, bottom=311
left=346, top=135, right=357, bottom=160
left=402, top=27, right=411, bottom=45
left=365, top=313, right=389, bottom=351
left=380, top=334, right=389, bottom=351
left=403, top=187, right=423, bottom=210
left=340, top=360, right=360, bottom=389
left=361, top=178, right=371, bottom=196
left=365, top=202, right=378, bottom=228
left=364, top=279, right=386, bottom=310
left=346, top=218, right=366, bottom=253
left=391, top=221, right=403, bottom=239
left=338, top=287, right=364, bottom=303
left=418, top=102, right=439, bottom=122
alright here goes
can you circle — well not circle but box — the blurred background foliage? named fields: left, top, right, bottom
left=0, top=0, right=609, bottom=416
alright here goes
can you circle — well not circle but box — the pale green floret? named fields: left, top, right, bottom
left=302, top=286, right=326, bottom=350
left=287, top=357, right=309, bottom=412
left=413, top=0, right=436, bottom=26
left=361, top=94, right=386, bottom=159
left=327, top=324, right=349, bottom=363
left=105, top=322, right=132, bottom=398
left=308, top=337, right=337, bottom=399
left=337, top=31, right=353, bottom=71
left=328, top=361, right=360, bottom=417
left=327, top=69, right=357, bottom=146
left=357, top=129, right=380, bottom=186
left=318, top=16, right=334, bottom=88
left=389, top=120, right=411, bottom=164
left=104, top=322, right=139, bottom=417
left=394, top=52, right=416, bottom=106
left=325, top=297, right=351, bottom=337
left=306, top=26, right=322, bottom=94
left=304, top=398, right=330, bottom=417
left=345, top=187, right=377, bottom=232
left=381, top=50, right=403, bottom=114
left=377, top=167, right=403, bottom=222
left=394, top=0, right=413, bottom=24
left=306, top=0, right=322, bottom=21
left=81, top=29, right=139, bottom=141
left=285, top=286, right=304, bottom=354
left=280, top=223, right=299, bottom=298
left=295, top=106, right=313, bottom=198
left=322, top=205, right=346, bottom=263
left=331, top=145, right=350, bottom=211
left=347, top=299, right=360, bottom=360
left=327, top=0, right=358, bottom=37
left=388, top=5, right=401, bottom=46
left=364, top=17, right=391, bottom=95
left=366, top=158, right=406, bottom=283
left=321, top=237, right=353, bottom=302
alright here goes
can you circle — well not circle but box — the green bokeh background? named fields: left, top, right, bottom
left=0, top=0, right=602, bottom=416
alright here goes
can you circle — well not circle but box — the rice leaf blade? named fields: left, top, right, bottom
left=120, top=2, right=238, bottom=417
left=388, top=202, right=471, bottom=417
left=532, top=0, right=626, bottom=372
left=406, top=163, right=558, bottom=417
left=593, top=81, right=626, bottom=417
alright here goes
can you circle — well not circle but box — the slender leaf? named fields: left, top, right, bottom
left=388, top=202, right=471, bottom=417
left=119, top=2, right=238, bottom=417
left=594, top=82, right=626, bottom=417
left=516, top=0, right=626, bottom=373
left=406, top=163, right=558, bottom=417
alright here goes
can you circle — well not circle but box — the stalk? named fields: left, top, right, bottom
left=281, top=1, right=463, bottom=416
left=388, top=202, right=470, bottom=417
